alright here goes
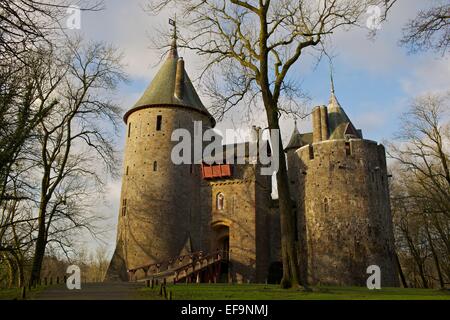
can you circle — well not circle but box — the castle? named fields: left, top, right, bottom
left=105, top=38, right=399, bottom=287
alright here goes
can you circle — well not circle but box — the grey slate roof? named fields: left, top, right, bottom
left=327, top=92, right=361, bottom=140
left=285, top=126, right=313, bottom=151
left=123, top=43, right=215, bottom=126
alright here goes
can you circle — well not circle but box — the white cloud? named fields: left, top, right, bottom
left=329, top=0, right=430, bottom=74
left=400, top=56, right=450, bottom=96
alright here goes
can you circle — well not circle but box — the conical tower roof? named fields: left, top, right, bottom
left=327, top=76, right=360, bottom=140
left=284, top=122, right=312, bottom=151
left=123, top=40, right=215, bottom=126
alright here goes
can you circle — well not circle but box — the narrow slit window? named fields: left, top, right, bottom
left=153, top=161, right=158, bottom=172
left=126, top=166, right=129, bottom=176
left=345, top=142, right=351, bottom=156
left=309, top=145, right=314, bottom=160
left=128, top=123, right=131, bottom=138
left=156, top=115, right=162, bottom=131
left=122, top=199, right=127, bottom=217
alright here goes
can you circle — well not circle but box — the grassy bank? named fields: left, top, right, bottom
left=0, top=286, right=45, bottom=300
left=140, top=284, right=450, bottom=300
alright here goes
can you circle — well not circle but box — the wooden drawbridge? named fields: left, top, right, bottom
left=127, top=250, right=227, bottom=284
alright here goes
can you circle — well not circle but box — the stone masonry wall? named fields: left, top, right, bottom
left=109, top=106, right=212, bottom=278
left=296, top=139, right=399, bottom=287
left=201, top=164, right=271, bottom=283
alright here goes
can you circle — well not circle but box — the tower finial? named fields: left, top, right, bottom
left=169, top=15, right=177, bottom=41
left=330, top=67, right=335, bottom=95
left=168, top=17, right=178, bottom=58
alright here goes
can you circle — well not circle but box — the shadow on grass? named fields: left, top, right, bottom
left=139, top=284, right=450, bottom=300
left=0, top=286, right=45, bottom=300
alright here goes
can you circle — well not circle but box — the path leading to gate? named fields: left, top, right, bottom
left=35, top=282, right=145, bottom=300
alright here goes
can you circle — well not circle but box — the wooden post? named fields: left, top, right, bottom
left=159, top=283, right=163, bottom=296
left=168, top=291, right=172, bottom=300
left=163, top=286, right=167, bottom=299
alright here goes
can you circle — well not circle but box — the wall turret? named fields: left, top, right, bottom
left=106, top=34, right=215, bottom=281
left=295, top=81, right=399, bottom=287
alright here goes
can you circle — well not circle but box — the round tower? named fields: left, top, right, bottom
left=106, top=39, right=215, bottom=281
left=295, top=87, right=399, bottom=287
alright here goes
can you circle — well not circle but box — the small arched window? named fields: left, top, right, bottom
left=153, top=161, right=158, bottom=172
left=216, top=193, right=224, bottom=210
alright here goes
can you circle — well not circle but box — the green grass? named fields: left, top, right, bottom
left=0, top=286, right=45, bottom=300
left=140, top=284, right=450, bottom=300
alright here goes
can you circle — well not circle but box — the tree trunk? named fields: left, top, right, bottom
left=16, top=257, right=24, bottom=288
left=395, top=252, right=408, bottom=288
left=30, top=200, right=48, bottom=284
left=3, top=253, right=16, bottom=288
left=425, top=223, right=445, bottom=289
left=264, top=102, right=301, bottom=289
left=405, top=232, right=428, bottom=288
left=417, top=263, right=429, bottom=288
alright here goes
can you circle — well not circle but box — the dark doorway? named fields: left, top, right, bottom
left=212, top=224, right=230, bottom=283
left=217, top=235, right=229, bottom=283
left=222, top=236, right=229, bottom=260
left=267, top=261, right=283, bottom=284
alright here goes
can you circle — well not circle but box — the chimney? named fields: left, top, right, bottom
left=312, top=106, right=322, bottom=143
left=320, top=105, right=329, bottom=140
left=175, top=58, right=185, bottom=100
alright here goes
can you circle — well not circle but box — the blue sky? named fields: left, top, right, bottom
left=72, top=0, right=449, bottom=256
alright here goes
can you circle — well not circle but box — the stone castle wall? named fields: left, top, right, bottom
left=111, top=106, right=212, bottom=278
left=295, top=139, right=399, bottom=286
left=107, top=105, right=400, bottom=287
left=200, top=164, right=272, bottom=283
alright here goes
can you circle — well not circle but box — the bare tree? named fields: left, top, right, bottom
left=0, top=48, right=66, bottom=287
left=400, top=0, right=450, bottom=55
left=0, top=0, right=124, bottom=288
left=0, top=0, right=103, bottom=62
left=0, top=0, right=105, bottom=205
left=0, top=48, right=66, bottom=204
left=29, top=39, right=126, bottom=284
left=146, top=0, right=395, bottom=288
left=389, top=92, right=450, bottom=289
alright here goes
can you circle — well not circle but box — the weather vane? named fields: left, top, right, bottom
left=169, top=16, right=177, bottom=40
